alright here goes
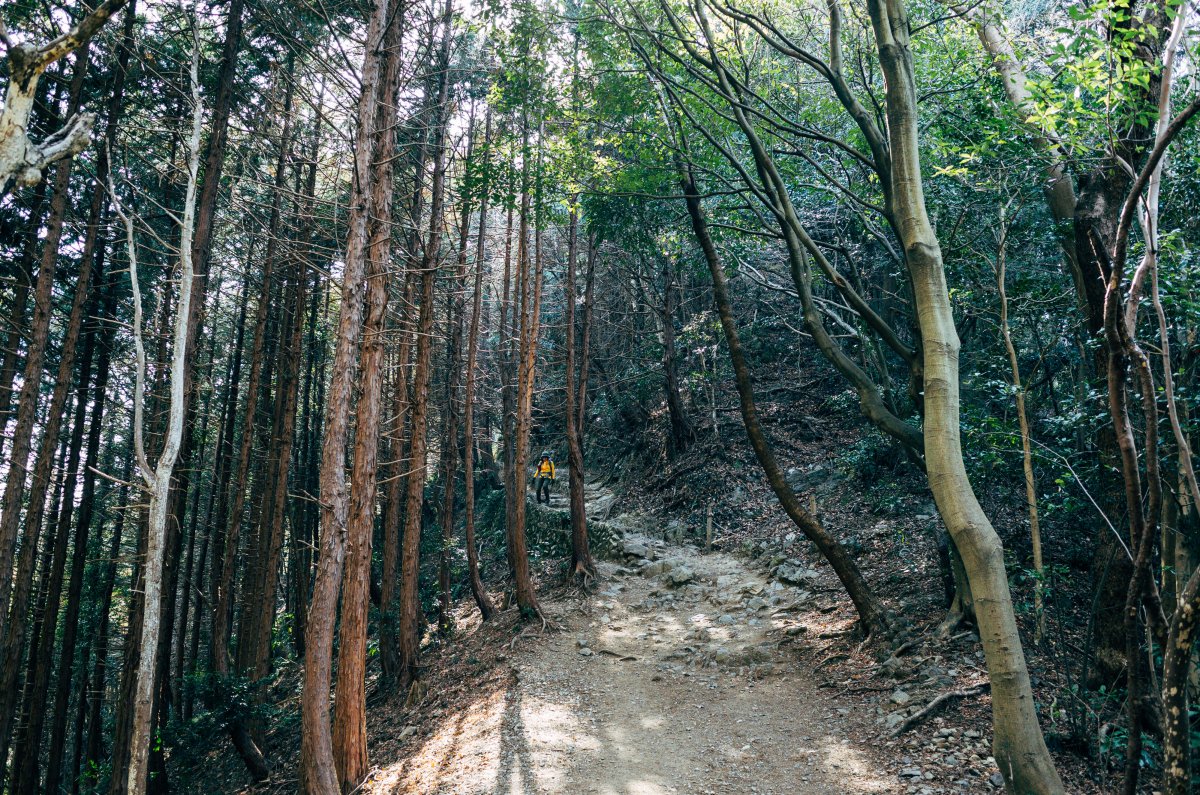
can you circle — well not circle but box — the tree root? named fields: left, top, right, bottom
left=403, top=679, right=427, bottom=709
left=507, top=610, right=562, bottom=650
left=508, top=628, right=539, bottom=650
left=815, top=652, right=849, bottom=671
left=889, top=683, right=989, bottom=737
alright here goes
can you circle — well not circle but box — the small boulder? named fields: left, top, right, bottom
left=890, top=689, right=912, bottom=706
left=667, top=566, right=695, bottom=586
left=642, top=560, right=672, bottom=577
left=880, top=656, right=911, bottom=679
left=623, top=540, right=650, bottom=559
left=775, top=563, right=820, bottom=586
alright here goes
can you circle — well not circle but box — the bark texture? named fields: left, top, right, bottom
left=863, top=0, right=1063, bottom=789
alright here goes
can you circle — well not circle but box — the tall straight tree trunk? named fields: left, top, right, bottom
left=172, top=374, right=211, bottom=717
left=499, top=199, right=519, bottom=581
left=11, top=294, right=98, bottom=794
left=380, top=148, right=429, bottom=684
left=215, top=122, right=289, bottom=687
left=204, top=271, right=250, bottom=675
left=79, top=438, right=131, bottom=794
left=375, top=16, right=437, bottom=680
left=380, top=268, right=416, bottom=685
left=331, top=4, right=403, bottom=786
left=577, top=241, right=596, bottom=450
left=123, top=38, right=205, bottom=794
left=223, top=62, right=302, bottom=781
left=508, top=119, right=544, bottom=617
left=293, top=274, right=329, bottom=661
left=114, top=9, right=245, bottom=778
left=438, top=112, right=476, bottom=631
left=380, top=32, right=434, bottom=691
left=48, top=254, right=118, bottom=793
left=299, top=0, right=390, bottom=788
left=439, top=238, right=466, bottom=634
left=0, top=46, right=99, bottom=767
left=14, top=124, right=128, bottom=780
left=462, top=108, right=497, bottom=621
left=398, top=0, right=455, bottom=690
left=862, top=0, right=1063, bottom=789
left=564, top=205, right=594, bottom=579
left=0, top=178, right=46, bottom=454
left=0, top=46, right=89, bottom=663
left=659, top=259, right=694, bottom=455
left=331, top=247, right=388, bottom=791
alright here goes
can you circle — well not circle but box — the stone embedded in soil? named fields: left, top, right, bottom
left=890, top=689, right=912, bottom=706
left=667, top=566, right=695, bottom=586
left=642, top=559, right=673, bottom=576
left=880, top=656, right=912, bottom=679
left=623, top=539, right=650, bottom=559
left=774, top=562, right=820, bottom=586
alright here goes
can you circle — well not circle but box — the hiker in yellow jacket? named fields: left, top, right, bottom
left=533, top=452, right=556, bottom=505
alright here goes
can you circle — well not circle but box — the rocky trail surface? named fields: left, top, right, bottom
left=363, top=482, right=999, bottom=795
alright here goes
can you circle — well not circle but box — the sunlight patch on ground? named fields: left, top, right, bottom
left=814, top=735, right=893, bottom=793
left=592, top=781, right=673, bottom=795
left=367, top=687, right=606, bottom=794
left=366, top=690, right=505, bottom=794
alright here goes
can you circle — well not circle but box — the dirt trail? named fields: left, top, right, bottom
left=366, top=483, right=896, bottom=795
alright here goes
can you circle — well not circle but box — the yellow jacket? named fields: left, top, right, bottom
left=535, top=459, right=555, bottom=478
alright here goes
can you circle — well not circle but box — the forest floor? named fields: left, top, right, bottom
left=180, top=415, right=1109, bottom=795
left=357, top=483, right=993, bottom=795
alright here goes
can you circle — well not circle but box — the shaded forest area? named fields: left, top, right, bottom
left=0, top=0, right=1199, bottom=792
